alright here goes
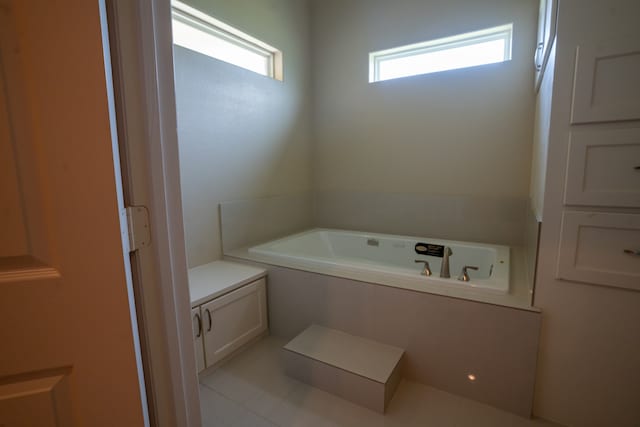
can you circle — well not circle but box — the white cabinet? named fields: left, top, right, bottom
left=201, top=278, right=267, bottom=366
left=188, top=261, right=267, bottom=373
left=534, top=0, right=558, bottom=90
left=554, top=35, right=640, bottom=292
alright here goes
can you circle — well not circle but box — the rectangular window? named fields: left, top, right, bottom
left=171, top=1, right=283, bottom=80
left=369, top=24, right=513, bottom=83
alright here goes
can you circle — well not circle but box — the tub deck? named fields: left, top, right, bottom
left=224, top=236, right=539, bottom=311
left=226, top=228, right=535, bottom=310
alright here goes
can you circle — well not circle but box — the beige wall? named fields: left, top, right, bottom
left=311, top=0, right=537, bottom=198
left=176, top=0, right=538, bottom=267
left=175, top=0, right=313, bottom=267
left=533, top=1, right=640, bottom=426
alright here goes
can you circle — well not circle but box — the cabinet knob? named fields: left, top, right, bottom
left=624, top=249, right=640, bottom=256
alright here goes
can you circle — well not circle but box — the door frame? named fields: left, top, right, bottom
left=106, top=0, right=200, bottom=426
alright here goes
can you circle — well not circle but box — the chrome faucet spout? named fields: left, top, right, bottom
left=440, top=247, right=452, bottom=278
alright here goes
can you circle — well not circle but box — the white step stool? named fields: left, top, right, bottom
left=282, top=324, right=404, bottom=413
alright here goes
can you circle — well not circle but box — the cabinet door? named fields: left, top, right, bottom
left=202, top=278, right=267, bottom=367
left=557, top=211, right=640, bottom=291
left=192, top=307, right=205, bottom=373
left=565, top=128, right=640, bottom=207
left=571, top=39, right=640, bottom=123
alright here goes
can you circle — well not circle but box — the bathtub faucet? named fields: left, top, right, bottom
left=414, top=260, right=432, bottom=276
left=440, top=247, right=453, bottom=278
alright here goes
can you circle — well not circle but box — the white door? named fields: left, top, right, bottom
left=0, top=1, right=147, bottom=425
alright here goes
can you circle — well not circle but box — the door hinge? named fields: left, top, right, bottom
left=126, top=206, right=151, bottom=252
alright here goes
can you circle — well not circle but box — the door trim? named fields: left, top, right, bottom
left=99, top=1, right=150, bottom=425
left=105, top=0, right=200, bottom=426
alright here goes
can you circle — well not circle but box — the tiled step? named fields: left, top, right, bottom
left=282, top=324, right=404, bottom=413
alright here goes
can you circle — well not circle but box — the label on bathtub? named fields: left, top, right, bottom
left=415, top=243, right=445, bottom=257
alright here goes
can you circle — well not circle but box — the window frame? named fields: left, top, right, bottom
left=369, top=23, right=513, bottom=83
left=171, top=1, right=283, bottom=81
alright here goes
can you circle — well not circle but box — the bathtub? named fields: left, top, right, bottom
left=246, top=229, right=509, bottom=294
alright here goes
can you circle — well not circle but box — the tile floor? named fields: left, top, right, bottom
left=199, top=336, right=559, bottom=427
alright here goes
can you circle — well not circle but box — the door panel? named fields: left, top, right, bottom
left=558, top=211, right=640, bottom=290
left=202, top=279, right=267, bottom=367
left=571, top=40, right=640, bottom=123
left=0, top=374, right=72, bottom=427
left=0, top=64, right=28, bottom=258
left=192, top=307, right=205, bottom=373
left=565, top=127, right=640, bottom=207
left=0, top=1, right=146, bottom=425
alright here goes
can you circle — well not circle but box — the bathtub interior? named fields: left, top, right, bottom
left=249, top=229, right=509, bottom=292
left=325, top=231, right=500, bottom=280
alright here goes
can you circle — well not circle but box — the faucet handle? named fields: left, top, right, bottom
left=414, top=260, right=432, bottom=276
left=458, top=265, right=479, bottom=282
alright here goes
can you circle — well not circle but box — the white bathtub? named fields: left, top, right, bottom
left=247, top=229, right=510, bottom=294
